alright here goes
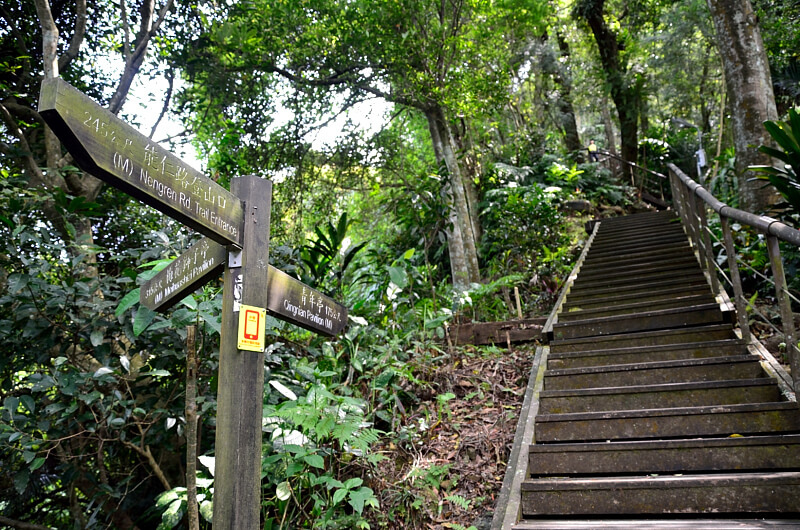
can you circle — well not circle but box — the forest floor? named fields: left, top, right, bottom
left=368, top=342, right=535, bottom=529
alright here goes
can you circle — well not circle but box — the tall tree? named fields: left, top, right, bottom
left=573, top=0, right=643, bottom=176
left=182, top=0, right=546, bottom=287
left=707, top=0, right=780, bottom=211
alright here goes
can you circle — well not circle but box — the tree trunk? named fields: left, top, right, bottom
left=578, top=0, right=639, bottom=177
left=706, top=0, right=779, bottom=212
left=185, top=325, right=200, bottom=530
left=554, top=32, right=583, bottom=160
left=425, top=107, right=481, bottom=288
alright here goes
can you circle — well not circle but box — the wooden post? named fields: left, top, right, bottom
left=213, top=176, right=272, bottom=529
left=766, top=235, right=799, bottom=394
left=720, top=216, right=752, bottom=345
left=696, top=201, right=720, bottom=293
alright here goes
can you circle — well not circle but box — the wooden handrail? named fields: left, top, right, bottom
left=667, top=162, right=799, bottom=397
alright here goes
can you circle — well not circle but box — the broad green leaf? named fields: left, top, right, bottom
left=276, top=481, right=291, bottom=501
left=93, top=366, right=114, bottom=378
left=199, top=499, right=213, bottom=521
left=133, top=305, right=156, bottom=336
left=332, top=487, right=348, bottom=505
left=115, top=288, right=141, bottom=317
left=303, top=454, right=325, bottom=469
left=7, top=273, right=28, bottom=294
left=14, top=469, right=29, bottom=495
left=387, top=266, right=408, bottom=289
left=90, top=329, right=104, bottom=347
left=269, top=380, right=297, bottom=401
left=29, top=457, right=46, bottom=471
left=20, top=395, right=34, bottom=414
left=348, top=486, right=376, bottom=515
left=198, top=455, right=215, bottom=476
left=343, top=477, right=363, bottom=490
left=161, top=498, right=184, bottom=528
left=402, top=248, right=415, bottom=260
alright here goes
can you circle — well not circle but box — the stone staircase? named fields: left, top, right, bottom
left=496, top=211, right=800, bottom=529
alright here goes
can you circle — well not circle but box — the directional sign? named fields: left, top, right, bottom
left=140, top=237, right=227, bottom=311
left=142, top=237, right=348, bottom=335
left=38, top=78, right=244, bottom=247
left=265, top=265, right=348, bottom=336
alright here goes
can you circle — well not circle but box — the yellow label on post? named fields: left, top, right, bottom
left=237, top=304, right=267, bottom=352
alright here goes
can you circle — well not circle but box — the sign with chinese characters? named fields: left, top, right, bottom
left=237, top=305, right=266, bottom=352
left=265, top=266, right=347, bottom=336
left=39, top=78, right=243, bottom=247
left=141, top=237, right=348, bottom=335
left=140, top=237, right=227, bottom=311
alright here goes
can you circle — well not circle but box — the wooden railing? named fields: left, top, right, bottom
left=668, top=163, right=800, bottom=396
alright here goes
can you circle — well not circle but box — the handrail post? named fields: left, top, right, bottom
left=669, top=169, right=683, bottom=220
left=720, top=216, right=752, bottom=345
left=766, top=234, right=799, bottom=393
left=687, top=191, right=709, bottom=274
left=697, top=200, right=720, bottom=293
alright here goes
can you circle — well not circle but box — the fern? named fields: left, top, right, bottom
left=444, top=494, right=471, bottom=511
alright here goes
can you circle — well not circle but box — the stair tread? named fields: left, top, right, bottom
left=560, top=294, right=717, bottom=320
left=530, top=434, right=800, bottom=454
left=549, top=339, right=746, bottom=360
left=514, top=519, right=800, bottom=529
left=521, top=471, right=800, bottom=491
left=540, top=378, right=778, bottom=399
left=550, top=324, right=736, bottom=348
left=545, top=354, right=758, bottom=378
left=535, top=401, right=799, bottom=423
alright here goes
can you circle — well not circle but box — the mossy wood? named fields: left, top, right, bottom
left=38, top=77, right=244, bottom=246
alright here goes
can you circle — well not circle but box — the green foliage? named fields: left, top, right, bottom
left=300, top=212, right=367, bottom=297
left=751, top=109, right=800, bottom=227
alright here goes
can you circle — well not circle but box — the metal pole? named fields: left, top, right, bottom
left=720, top=216, right=752, bottom=344
left=697, top=201, right=720, bottom=293
left=766, top=235, right=799, bottom=395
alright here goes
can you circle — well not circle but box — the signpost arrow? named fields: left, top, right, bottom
left=142, top=237, right=348, bottom=336
left=39, top=78, right=244, bottom=247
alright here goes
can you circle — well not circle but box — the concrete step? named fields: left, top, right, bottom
left=528, top=434, right=800, bottom=476
left=520, top=471, right=800, bottom=516
left=550, top=303, right=730, bottom=341
left=544, top=355, right=764, bottom=391
left=559, top=294, right=717, bottom=322
left=539, top=378, right=782, bottom=414
left=547, top=339, right=748, bottom=369
left=535, top=402, right=800, bottom=443
left=549, top=324, right=738, bottom=353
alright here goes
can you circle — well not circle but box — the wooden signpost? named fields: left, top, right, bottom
left=39, top=77, right=348, bottom=529
left=141, top=236, right=347, bottom=336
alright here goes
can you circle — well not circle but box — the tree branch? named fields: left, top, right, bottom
left=0, top=516, right=53, bottom=530
left=0, top=102, right=54, bottom=189
left=123, top=440, right=172, bottom=490
left=57, top=0, right=87, bottom=73
left=150, top=70, right=174, bottom=139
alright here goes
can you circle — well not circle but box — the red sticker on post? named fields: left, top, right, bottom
left=237, top=305, right=266, bottom=352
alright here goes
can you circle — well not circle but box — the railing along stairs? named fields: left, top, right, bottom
left=491, top=163, right=800, bottom=529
